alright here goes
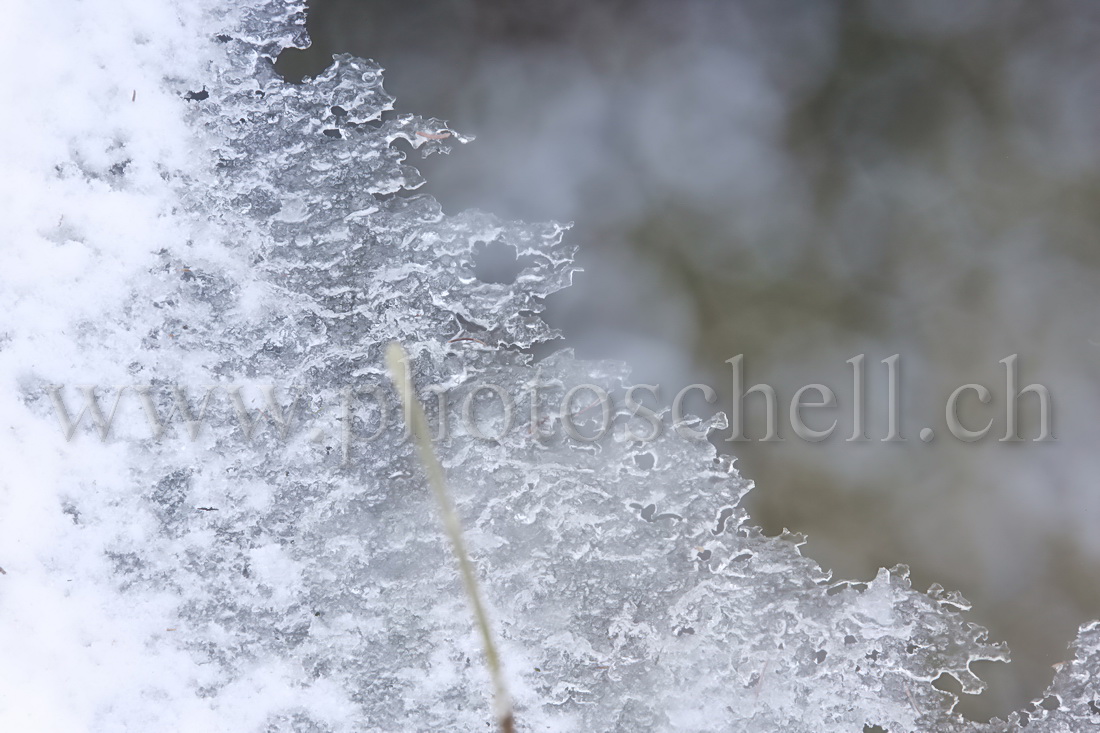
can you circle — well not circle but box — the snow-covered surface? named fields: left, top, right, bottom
left=1, top=1, right=1098, bottom=731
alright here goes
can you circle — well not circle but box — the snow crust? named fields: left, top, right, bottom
left=1, top=1, right=1098, bottom=731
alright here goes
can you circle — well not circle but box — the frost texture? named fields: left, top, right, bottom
left=19, top=1, right=1100, bottom=732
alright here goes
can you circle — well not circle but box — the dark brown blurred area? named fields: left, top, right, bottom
left=278, top=0, right=1100, bottom=721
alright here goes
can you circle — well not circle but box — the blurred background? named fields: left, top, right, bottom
left=276, top=0, right=1100, bottom=720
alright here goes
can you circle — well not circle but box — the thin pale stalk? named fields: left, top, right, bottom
left=385, top=343, right=515, bottom=733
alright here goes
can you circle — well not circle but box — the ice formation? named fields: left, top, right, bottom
left=1, top=1, right=1098, bottom=731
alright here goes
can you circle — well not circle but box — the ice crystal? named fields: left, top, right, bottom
left=7, top=1, right=1100, bottom=732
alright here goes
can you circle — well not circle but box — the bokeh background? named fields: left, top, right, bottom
left=277, top=0, right=1100, bottom=720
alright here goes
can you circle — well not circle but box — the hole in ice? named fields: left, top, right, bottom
left=274, top=44, right=335, bottom=83
left=633, top=452, right=655, bottom=471
left=633, top=502, right=656, bottom=521
left=713, top=506, right=734, bottom=535
left=472, top=241, right=537, bottom=284
left=629, top=502, right=680, bottom=523
left=932, top=672, right=963, bottom=697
